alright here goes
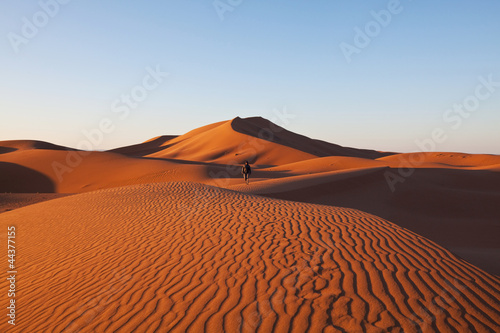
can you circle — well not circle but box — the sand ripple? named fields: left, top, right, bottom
left=0, top=182, right=498, bottom=332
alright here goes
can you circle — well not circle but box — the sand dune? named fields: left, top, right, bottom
left=1, top=117, right=500, bottom=331
left=1, top=118, right=499, bottom=277
left=260, top=156, right=387, bottom=175
left=145, top=117, right=319, bottom=165
left=0, top=182, right=499, bottom=332
left=142, top=117, right=392, bottom=165
left=0, top=117, right=392, bottom=192
left=0, top=139, right=72, bottom=152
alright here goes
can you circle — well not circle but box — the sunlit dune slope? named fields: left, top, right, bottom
left=260, top=156, right=388, bottom=175
left=0, top=182, right=498, bottom=332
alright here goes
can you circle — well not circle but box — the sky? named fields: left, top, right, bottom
left=1, top=0, right=499, bottom=154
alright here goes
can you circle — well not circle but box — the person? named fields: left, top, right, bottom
left=241, top=161, right=251, bottom=185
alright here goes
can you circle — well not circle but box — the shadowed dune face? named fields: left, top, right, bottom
left=108, top=135, right=178, bottom=157
left=0, top=146, right=17, bottom=154
left=0, top=161, right=55, bottom=193
left=230, top=117, right=394, bottom=160
left=0, top=182, right=498, bottom=332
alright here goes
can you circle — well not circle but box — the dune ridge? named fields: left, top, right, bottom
left=1, top=182, right=498, bottom=332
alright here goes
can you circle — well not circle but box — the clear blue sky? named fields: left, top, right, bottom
left=1, top=0, right=499, bottom=154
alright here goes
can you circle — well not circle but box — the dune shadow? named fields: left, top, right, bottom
left=0, top=162, right=55, bottom=193
left=108, top=135, right=178, bottom=157
left=230, top=116, right=395, bottom=160
left=0, top=147, right=17, bottom=155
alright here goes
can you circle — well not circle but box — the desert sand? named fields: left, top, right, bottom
left=1, top=117, right=499, bottom=332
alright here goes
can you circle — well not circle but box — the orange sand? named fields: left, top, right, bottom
left=0, top=117, right=499, bottom=331
left=1, top=183, right=499, bottom=332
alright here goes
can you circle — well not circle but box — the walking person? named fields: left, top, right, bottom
left=242, top=161, right=251, bottom=185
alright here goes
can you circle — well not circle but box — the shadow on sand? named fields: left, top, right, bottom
left=0, top=162, right=55, bottom=193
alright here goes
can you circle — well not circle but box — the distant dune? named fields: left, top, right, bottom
left=0, top=139, right=72, bottom=152
left=1, top=117, right=499, bottom=331
left=378, top=152, right=500, bottom=169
